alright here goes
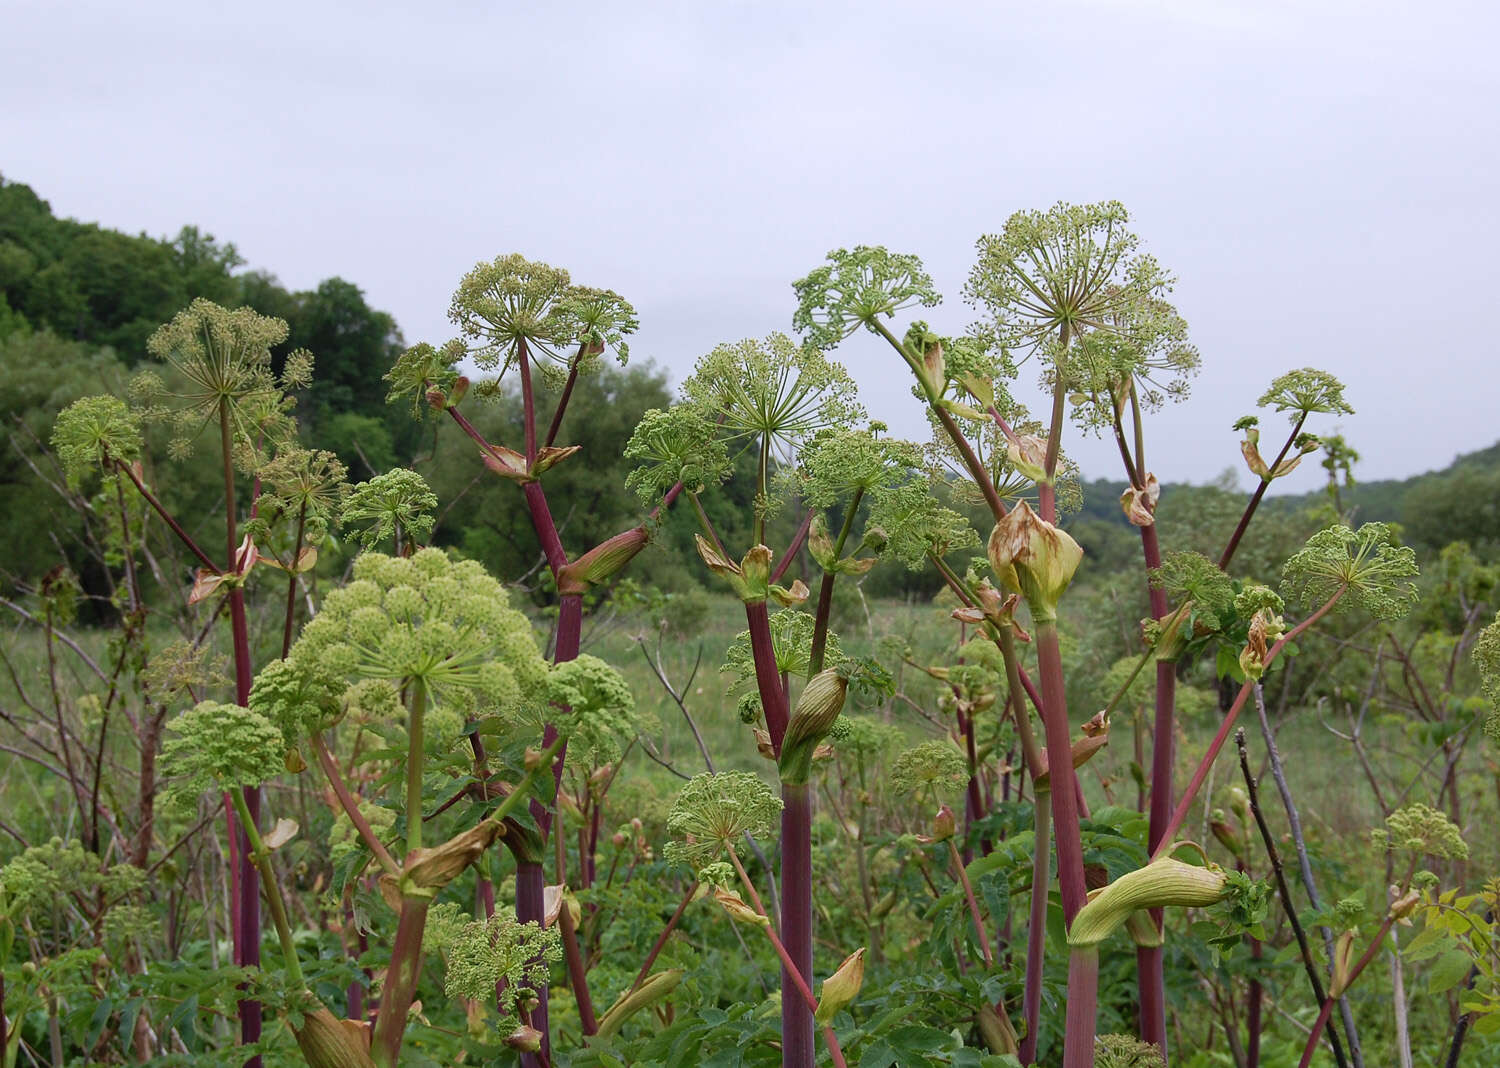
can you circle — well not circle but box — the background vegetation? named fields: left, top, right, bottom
left=2, top=177, right=1497, bottom=1067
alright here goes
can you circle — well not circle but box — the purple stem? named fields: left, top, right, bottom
left=228, top=587, right=262, bottom=1067
left=370, top=899, right=430, bottom=1067
left=1062, top=948, right=1100, bottom=1068
left=745, top=601, right=790, bottom=750
left=780, top=782, right=815, bottom=1068
left=515, top=861, right=550, bottom=1064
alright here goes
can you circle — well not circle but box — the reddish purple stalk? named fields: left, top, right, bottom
left=629, top=882, right=697, bottom=994
left=558, top=884, right=596, bottom=1033
left=1218, top=413, right=1306, bottom=570
left=370, top=899, right=431, bottom=1067
left=1034, top=624, right=1087, bottom=921
left=745, top=601, right=790, bottom=749
left=1062, top=948, right=1101, bottom=1068
left=1151, top=590, right=1343, bottom=860
left=1298, top=912, right=1396, bottom=1068
left=514, top=861, right=550, bottom=1060
left=780, top=783, right=815, bottom=1068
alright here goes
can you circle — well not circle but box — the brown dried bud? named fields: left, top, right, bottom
left=713, top=886, right=770, bottom=927
left=503, top=1024, right=544, bottom=1052
left=1120, top=473, right=1161, bottom=527
left=986, top=500, right=1083, bottom=622
left=402, top=821, right=504, bottom=897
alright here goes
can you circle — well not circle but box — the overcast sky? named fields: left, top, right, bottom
left=4, top=0, right=1495, bottom=494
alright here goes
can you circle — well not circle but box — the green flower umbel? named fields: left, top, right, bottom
left=664, top=772, right=783, bottom=870
left=289, top=548, right=547, bottom=726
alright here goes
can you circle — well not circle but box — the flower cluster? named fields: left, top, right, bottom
left=247, top=447, right=348, bottom=544
left=791, top=245, right=941, bottom=352
left=723, top=610, right=844, bottom=687
left=867, top=480, right=978, bottom=571
left=679, top=333, right=863, bottom=459
left=964, top=201, right=1170, bottom=362
left=1094, top=1034, right=1166, bottom=1067
left=623, top=405, right=731, bottom=505
left=52, top=394, right=141, bottom=489
left=288, top=549, right=547, bottom=729
left=1, top=837, right=143, bottom=915
left=1280, top=523, right=1419, bottom=620
left=429, top=911, right=561, bottom=1022
left=890, top=741, right=969, bottom=801
left=162, top=700, right=287, bottom=798
left=664, top=772, right=783, bottom=870
left=448, top=254, right=576, bottom=367
left=793, top=424, right=922, bottom=509
left=1476, top=612, right=1500, bottom=745
left=135, top=298, right=292, bottom=461
left=827, top=715, right=902, bottom=761
left=1257, top=368, right=1353, bottom=420
left=543, top=653, right=643, bottom=764
left=1372, top=803, right=1469, bottom=862
left=341, top=468, right=438, bottom=551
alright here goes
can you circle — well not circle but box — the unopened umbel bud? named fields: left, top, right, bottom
left=930, top=804, right=957, bottom=842
left=1210, top=812, right=1244, bottom=859
left=292, top=1005, right=375, bottom=1068
left=815, top=948, right=866, bottom=1024
left=986, top=500, right=1083, bottom=623
left=1068, top=857, right=1229, bottom=948
left=778, top=668, right=849, bottom=785
left=559, top=525, right=651, bottom=595
left=1227, top=787, right=1251, bottom=828
left=1330, top=929, right=1358, bottom=997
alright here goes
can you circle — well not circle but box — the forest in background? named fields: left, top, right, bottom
left=4, top=172, right=1496, bottom=612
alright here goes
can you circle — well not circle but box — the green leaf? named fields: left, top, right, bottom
left=167, top=993, right=199, bottom=1046
left=1402, top=923, right=1450, bottom=960
left=118, top=998, right=143, bottom=1057
left=85, top=997, right=114, bottom=1052
left=1429, top=948, right=1474, bottom=994
left=1472, top=1011, right=1500, bottom=1037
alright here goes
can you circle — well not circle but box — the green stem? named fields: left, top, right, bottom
left=809, top=489, right=862, bottom=675
left=281, top=500, right=308, bottom=659
left=405, top=681, right=426, bottom=856
left=228, top=788, right=304, bottom=987
left=484, top=736, right=568, bottom=829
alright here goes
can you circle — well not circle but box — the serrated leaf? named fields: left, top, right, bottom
left=1429, top=948, right=1474, bottom=994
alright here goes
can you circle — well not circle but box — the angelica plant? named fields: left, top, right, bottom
left=626, top=330, right=872, bottom=1067
left=795, top=239, right=1091, bottom=1063
left=1293, top=805, right=1467, bottom=1068
left=51, top=298, right=324, bottom=1062
left=385, top=257, right=681, bottom=1053
left=664, top=773, right=852, bottom=1067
